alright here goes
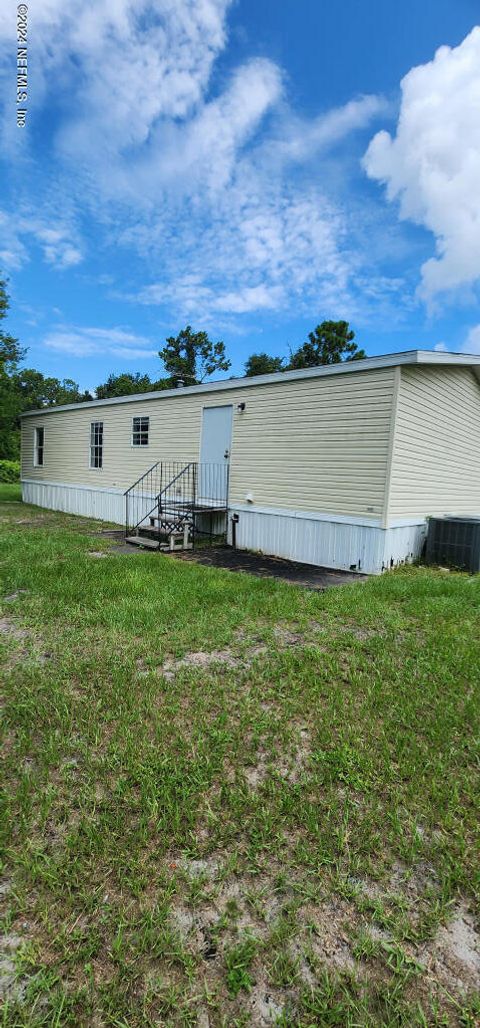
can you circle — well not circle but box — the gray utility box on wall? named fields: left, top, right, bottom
left=426, top=516, right=480, bottom=573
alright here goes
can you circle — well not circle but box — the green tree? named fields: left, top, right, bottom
left=0, top=279, right=26, bottom=459
left=95, top=371, right=169, bottom=399
left=244, top=352, right=285, bottom=377
left=288, top=320, right=366, bottom=370
left=0, top=277, right=94, bottom=458
left=13, top=369, right=92, bottom=410
left=159, top=325, right=231, bottom=387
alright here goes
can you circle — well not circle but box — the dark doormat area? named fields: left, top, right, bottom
left=170, top=547, right=367, bottom=590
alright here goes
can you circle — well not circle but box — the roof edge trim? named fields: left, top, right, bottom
left=20, top=349, right=480, bottom=417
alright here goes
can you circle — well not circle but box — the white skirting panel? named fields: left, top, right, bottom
left=22, top=479, right=125, bottom=526
left=229, top=505, right=427, bottom=575
left=21, top=481, right=428, bottom=574
left=382, top=521, right=428, bottom=571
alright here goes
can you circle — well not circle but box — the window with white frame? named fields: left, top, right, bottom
left=90, top=421, right=103, bottom=468
left=132, top=416, right=149, bottom=446
left=34, top=426, right=44, bottom=467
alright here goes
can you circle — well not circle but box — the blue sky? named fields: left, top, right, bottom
left=0, top=0, right=479, bottom=392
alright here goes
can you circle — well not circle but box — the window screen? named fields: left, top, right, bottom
left=132, top=416, right=149, bottom=446
left=90, top=421, right=103, bottom=468
left=34, top=426, right=44, bottom=467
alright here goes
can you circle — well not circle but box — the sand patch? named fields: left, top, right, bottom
left=0, top=616, right=53, bottom=670
left=3, top=590, right=29, bottom=603
left=0, top=617, right=29, bottom=640
left=422, top=903, right=480, bottom=993
left=178, top=855, right=222, bottom=880
left=273, top=627, right=306, bottom=647
left=159, top=624, right=327, bottom=681
left=296, top=896, right=358, bottom=973
left=0, top=934, right=26, bottom=1003
left=162, top=650, right=241, bottom=680
left=248, top=984, right=285, bottom=1025
left=244, top=728, right=311, bottom=789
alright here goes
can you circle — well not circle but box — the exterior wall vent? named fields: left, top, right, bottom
left=426, top=516, right=480, bottom=573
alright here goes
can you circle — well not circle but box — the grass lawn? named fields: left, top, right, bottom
left=0, top=482, right=22, bottom=503
left=1, top=494, right=479, bottom=1026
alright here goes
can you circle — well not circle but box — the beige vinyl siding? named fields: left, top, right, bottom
left=388, top=366, right=480, bottom=519
left=21, top=367, right=396, bottom=519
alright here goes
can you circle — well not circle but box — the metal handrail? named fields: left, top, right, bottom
left=125, top=459, right=229, bottom=542
left=123, top=459, right=161, bottom=496
left=125, top=461, right=195, bottom=536
left=157, top=462, right=193, bottom=502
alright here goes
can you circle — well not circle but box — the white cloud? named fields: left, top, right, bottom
left=264, top=95, right=387, bottom=165
left=434, top=324, right=480, bottom=355
left=110, top=347, right=158, bottom=360
left=0, top=212, right=28, bottom=269
left=0, top=0, right=233, bottom=157
left=129, top=182, right=361, bottom=322
left=127, top=57, right=283, bottom=197
left=0, top=209, right=83, bottom=270
left=137, top=279, right=285, bottom=317
left=44, top=326, right=155, bottom=358
left=212, top=284, right=284, bottom=314
left=0, top=0, right=396, bottom=323
left=364, top=27, right=480, bottom=302
left=464, top=325, right=480, bottom=355
left=29, top=226, right=83, bottom=269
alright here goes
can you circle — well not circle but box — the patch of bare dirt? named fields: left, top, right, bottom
left=0, top=879, right=12, bottom=900
left=14, top=517, right=47, bottom=525
left=295, top=896, right=358, bottom=973
left=162, top=649, right=241, bottom=680
left=0, top=617, right=31, bottom=670
left=389, top=858, right=438, bottom=899
left=0, top=617, right=29, bottom=640
left=178, top=855, right=222, bottom=880
left=331, top=621, right=383, bottom=641
left=346, top=871, right=480, bottom=1002
left=170, top=902, right=221, bottom=959
left=3, top=589, right=29, bottom=603
left=0, top=933, right=26, bottom=1003
left=348, top=858, right=439, bottom=913
left=168, top=860, right=290, bottom=954
left=168, top=855, right=365, bottom=1005
left=87, top=551, right=110, bottom=559
left=159, top=623, right=325, bottom=682
left=421, top=902, right=480, bottom=994
left=243, top=726, right=311, bottom=790
left=273, top=626, right=306, bottom=647
left=248, top=983, right=285, bottom=1025
left=0, top=616, right=53, bottom=670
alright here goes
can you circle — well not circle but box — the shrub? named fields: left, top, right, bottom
left=0, top=459, right=20, bottom=482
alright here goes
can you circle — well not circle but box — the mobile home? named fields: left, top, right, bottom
left=20, top=350, right=480, bottom=574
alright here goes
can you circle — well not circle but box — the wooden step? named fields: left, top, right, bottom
left=148, top=517, right=192, bottom=529
left=139, top=527, right=189, bottom=541
left=126, top=536, right=164, bottom=550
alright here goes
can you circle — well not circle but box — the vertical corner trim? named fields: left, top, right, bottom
left=381, top=366, right=401, bottom=529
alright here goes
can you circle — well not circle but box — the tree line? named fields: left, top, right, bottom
left=1, top=278, right=365, bottom=461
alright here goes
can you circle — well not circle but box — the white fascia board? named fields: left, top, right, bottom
left=415, top=350, right=480, bottom=365
left=20, top=349, right=480, bottom=419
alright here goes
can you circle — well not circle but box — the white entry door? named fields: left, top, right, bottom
left=199, top=405, right=233, bottom=505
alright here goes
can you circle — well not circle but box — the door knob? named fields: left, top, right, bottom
left=224, top=449, right=230, bottom=459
